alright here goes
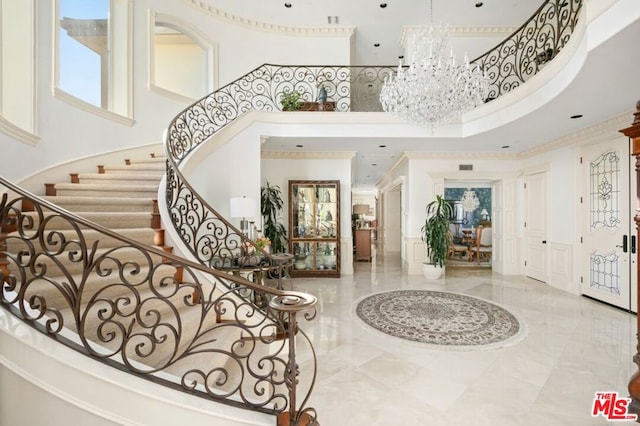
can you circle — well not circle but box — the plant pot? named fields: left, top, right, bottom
left=422, top=263, right=444, bottom=280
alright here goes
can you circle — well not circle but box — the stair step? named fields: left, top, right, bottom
left=10, top=264, right=178, bottom=308
left=50, top=183, right=158, bottom=198
left=101, top=164, right=165, bottom=174
left=6, top=245, right=168, bottom=276
left=21, top=210, right=154, bottom=229
left=6, top=228, right=160, bottom=252
left=38, top=196, right=155, bottom=213
left=73, top=173, right=162, bottom=185
left=127, top=156, right=166, bottom=165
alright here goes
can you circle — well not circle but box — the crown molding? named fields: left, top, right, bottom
left=184, top=0, right=356, bottom=37
left=400, top=26, right=515, bottom=46
left=404, top=151, right=519, bottom=160
left=517, top=112, right=634, bottom=158
left=262, top=151, right=356, bottom=160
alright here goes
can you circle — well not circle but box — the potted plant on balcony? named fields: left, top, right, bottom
left=280, top=89, right=302, bottom=111
left=421, top=194, right=453, bottom=280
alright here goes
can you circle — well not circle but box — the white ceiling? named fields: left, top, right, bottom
left=205, top=0, right=640, bottom=190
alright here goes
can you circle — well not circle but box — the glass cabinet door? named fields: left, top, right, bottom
left=292, top=184, right=316, bottom=239
left=289, top=180, right=340, bottom=277
left=315, top=184, right=337, bottom=240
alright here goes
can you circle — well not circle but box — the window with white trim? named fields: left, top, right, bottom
left=55, top=0, right=131, bottom=117
left=151, top=14, right=215, bottom=101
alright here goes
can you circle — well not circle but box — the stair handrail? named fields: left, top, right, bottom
left=472, top=0, right=582, bottom=101
left=0, top=176, right=318, bottom=425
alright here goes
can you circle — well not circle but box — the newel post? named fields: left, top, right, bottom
left=620, top=100, right=640, bottom=414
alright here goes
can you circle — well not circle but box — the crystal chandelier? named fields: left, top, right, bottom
left=379, top=1, right=490, bottom=130
left=460, top=188, right=480, bottom=213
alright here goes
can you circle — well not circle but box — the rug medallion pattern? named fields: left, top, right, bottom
left=355, top=290, right=525, bottom=350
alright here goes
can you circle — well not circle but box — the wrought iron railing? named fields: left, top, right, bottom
left=0, top=177, right=318, bottom=424
left=160, top=0, right=583, bottom=421
left=164, top=0, right=584, bottom=283
left=472, top=0, right=582, bottom=100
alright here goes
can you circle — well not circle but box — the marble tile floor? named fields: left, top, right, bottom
left=289, top=251, right=638, bottom=426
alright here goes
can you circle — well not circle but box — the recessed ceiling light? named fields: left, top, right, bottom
left=284, top=2, right=292, bottom=8
left=379, top=145, right=387, bottom=148
left=475, top=2, right=483, bottom=7
left=570, top=114, right=583, bottom=119
left=501, top=145, right=510, bottom=149
left=380, top=3, right=388, bottom=8
left=372, top=163, right=377, bottom=166
left=296, top=144, right=303, bottom=148
left=374, top=43, right=380, bottom=47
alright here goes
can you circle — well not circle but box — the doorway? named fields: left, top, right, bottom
left=523, top=172, right=548, bottom=282
left=444, top=182, right=492, bottom=268
left=580, top=138, right=637, bottom=312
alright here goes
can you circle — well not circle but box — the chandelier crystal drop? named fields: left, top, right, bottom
left=380, top=19, right=490, bottom=130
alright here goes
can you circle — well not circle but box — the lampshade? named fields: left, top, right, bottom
left=353, top=204, right=369, bottom=215
left=229, top=196, right=258, bottom=218
left=480, top=209, right=488, bottom=216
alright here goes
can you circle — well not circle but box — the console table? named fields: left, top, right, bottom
left=355, top=228, right=372, bottom=262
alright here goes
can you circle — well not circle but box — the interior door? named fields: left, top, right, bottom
left=524, top=172, right=547, bottom=282
left=581, top=139, right=635, bottom=311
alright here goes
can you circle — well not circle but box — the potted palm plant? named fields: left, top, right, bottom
left=421, top=194, right=453, bottom=279
left=261, top=181, right=288, bottom=253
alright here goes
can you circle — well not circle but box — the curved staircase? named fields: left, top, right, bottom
left=1, top=151, right=318, bottom=425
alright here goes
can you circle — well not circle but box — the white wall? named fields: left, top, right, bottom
left=3, top=0, right=354, bottom=183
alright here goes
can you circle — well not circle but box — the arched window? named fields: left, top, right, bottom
left=55, top=0, right=132, bottom=120
left=0, top=0, right=36, bottom=140
left=150, top=13, right=215, bottom=101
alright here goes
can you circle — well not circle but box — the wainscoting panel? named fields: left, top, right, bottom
left=407, top=237, right=427, bottom=275
left=549, top=242, right=574, bottom=293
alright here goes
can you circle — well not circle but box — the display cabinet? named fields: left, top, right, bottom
left=288, top=180, right=340, bottom=277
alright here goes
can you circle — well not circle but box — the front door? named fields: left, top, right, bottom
left=580, top=138, right=635, bottom=311
left=524, top=172, right=547, bottom=282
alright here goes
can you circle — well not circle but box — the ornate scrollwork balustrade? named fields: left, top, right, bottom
left=164, top=64, right=396, bottom=273
left=472, top=0, right=582, bottom=101
left=0, top=177, right=318, bottom=425
left=160, top=3, right=584, bottom=421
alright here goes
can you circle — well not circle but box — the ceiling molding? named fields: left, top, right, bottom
left=184, top=0, right=356, bottom=37
left=262, top=151, right=356, bottom=160
left=517, top=112, right=635, bottom=158
left=404, top=151, right=518, bottom=160
left=400, top=26, right=516, bottom=46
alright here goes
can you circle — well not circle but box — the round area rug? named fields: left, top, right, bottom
left=355, top=290, right=526, bottom=351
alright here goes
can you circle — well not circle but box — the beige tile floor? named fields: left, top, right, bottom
left=290, top=249, right=637, bottom=426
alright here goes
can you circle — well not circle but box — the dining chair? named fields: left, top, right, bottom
left=469, top=225, right=492, bottom=264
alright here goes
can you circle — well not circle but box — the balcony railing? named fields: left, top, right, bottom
left=473, top=0, right=582, bottom=100
left=163, top=0, right=583, bottom=273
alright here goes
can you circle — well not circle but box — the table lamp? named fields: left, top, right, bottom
left=230, top=196, right=258, bottom=237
